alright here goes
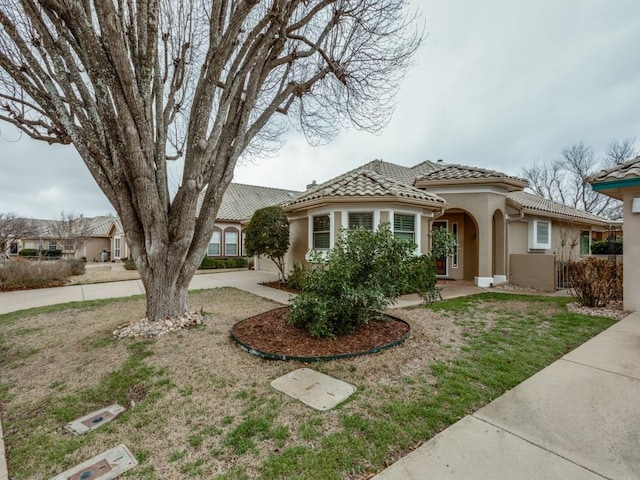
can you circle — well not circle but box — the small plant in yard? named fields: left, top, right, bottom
left=123, top=258, right=137, bottom=270
left=64, top=259, right=85, bottom=276
left=285, top=262, right=310, bottom=291
left=568, top=257, right=623, bottom=307
left=244, top=206, right=290, bottom=281
left=289, top=223, right=439, bottom=337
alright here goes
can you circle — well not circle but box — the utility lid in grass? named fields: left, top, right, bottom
left=49, top=444, right=137, bottom=480
left=271, top=368, right=356, bottom=411
left=64, top=404, right=126, bottom=435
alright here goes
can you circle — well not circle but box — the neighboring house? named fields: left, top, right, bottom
left=589, top=155, right=640, bottom=311
left=17, top=216, right=118, bottom=261
left=206, top=159, right=615, bottom=289
left=199, top=183, right=301, bottom=261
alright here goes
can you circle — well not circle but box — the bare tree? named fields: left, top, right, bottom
left=0, top=213, right=33, bottom=258
left=49, top=211, right=91, bottom=258
left=0, top=1, right=420, bottom=321
left=605, top=137, right=637, bottom=166
left=522, top=140, right=624, bottom=220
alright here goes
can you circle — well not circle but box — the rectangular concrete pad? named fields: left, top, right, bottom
left=563, top=329, right=640, bottom=380
left=373, top=415, right=603, bottom=480
left=271, top=368, right=355, bottom=411
left=475, top=360, right=640, bottom=480
left=65, top=404, right=126, bottom=435
left=49, top=444, right=137, bottom=480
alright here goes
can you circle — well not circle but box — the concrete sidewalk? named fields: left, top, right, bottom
left=373, top=311, right=640, bottom=480
left=0, top=270, right=294, bottom=315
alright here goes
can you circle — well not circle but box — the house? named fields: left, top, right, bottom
left=16, top=216, right=119, bottom=262
left=201, top=183, right=301, bottom=259
left=211, top=159, right=615, bottom=290
left=589, top=155, right=640, bottom=311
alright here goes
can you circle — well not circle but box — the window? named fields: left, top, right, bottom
left=225, top=230, right=239, bottom=256
left=580, top=230, right=590, bottom=255
left=313, top=215, right=330, bottom=249
left=241, top=231, right=246, bottom=257
left=529, top=219, right=551, bottom=250
left=348, top=212, right=373, bottom=230
left=208, top=231, right=221, bottom=256
left=393, top=214, right=415, bottom=243
left=63, top=243, right=74, bottom=252
left=9, top=242, right=18, bottom=254
left=48, top=241, right=57, bottom=251
left=114, top=238, right=121, bottom=258
left=452, top=222, right=459, bottom=268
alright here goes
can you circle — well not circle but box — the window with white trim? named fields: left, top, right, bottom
left=114, top=238, right=121, bottom=258
left=393, top=214, right=415, bottom=243
left=48, top=241, right=57, bottom=251
left=348, top=212, right=373, bottom=230
left=452, top=222, right=459, bottom=268
left=225, top=230, right=239, bottom=256
left=241, top=231, right=246, bottom=256
left=208, top=231, right=221, bottom=256
left=313, top=215, right=330, bottom=249
left=529, top=219, right=551, bottom=250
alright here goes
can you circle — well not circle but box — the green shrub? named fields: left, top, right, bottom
left=64, top=259, right=86, bottom=276
left=123, top=258, right=137, bottom=270
left=402, top=254, right=440, bottom=303
left=245, top=206, right=289, bottom=280
left=225, top=258, right=237, bottom=268
left=200, top=256, right=248, bottom=269
left=568, top=257, right=623, bottom=307
left=286, top=262, right=310, bottom=292
left=200, top=257, right=216, bottom=269
left=590, top=239, right=623, bottom=255
left=18, top=248, right=39, bottom=257
left=18, top=248, right=62, bottom=258
left=288, top=223, right=438, bottom=338
left=0, top=260, right=72, bottom=290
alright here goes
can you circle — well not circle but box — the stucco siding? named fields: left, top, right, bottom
left=623, top=188, right=640, bottom=311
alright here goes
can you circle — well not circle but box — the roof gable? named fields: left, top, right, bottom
left=415, top=163, right=528, bottom=190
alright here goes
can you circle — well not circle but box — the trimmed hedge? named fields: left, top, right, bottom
left=590, top=239, right=623, bottom=255
left=200, top=257, right=248, bottom=269
left=19, top=249, right=62, bottom=258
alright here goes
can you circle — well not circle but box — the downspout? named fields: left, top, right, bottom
left=505, top=197, right=525, bottom=283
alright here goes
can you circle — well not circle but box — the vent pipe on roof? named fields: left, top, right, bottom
left=306, top=180, right=317, bottom=190
left=437, top=159, right=443, bottom=163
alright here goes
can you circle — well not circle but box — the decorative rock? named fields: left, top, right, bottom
left=113, top=311, right=204, bottom=339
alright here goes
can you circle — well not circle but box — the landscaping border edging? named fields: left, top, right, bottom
left=230, top=310, right=411, bottom=362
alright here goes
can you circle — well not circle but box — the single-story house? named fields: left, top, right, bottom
left=589, top=155, right=640, bottom=311
left=207, top=159, right=616, bottom=290
left=14, top=216, right=120, bottom=262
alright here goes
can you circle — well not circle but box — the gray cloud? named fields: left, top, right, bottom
left=1, top=0, right=639, bottom=217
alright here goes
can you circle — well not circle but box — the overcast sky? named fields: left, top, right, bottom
left=1, top=0, right=639, bottom=219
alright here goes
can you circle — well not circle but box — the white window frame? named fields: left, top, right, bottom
left=48, top=240, right=57, bottom=251
left=114, top=238, right=121, bottom=258
left=208, top=230, right=221, bottom=256
left=529, top=219, right=552, bottom=250
left=312, top=214, right=331, bottom=250
left=452, top=222, right=459, bottom=268
left=348, top=211, right=374, bottom=231
left=225, top=230, right=239, bottom=256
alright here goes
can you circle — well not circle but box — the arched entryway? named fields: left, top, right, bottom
left=433, top=209, right=479, bottom=281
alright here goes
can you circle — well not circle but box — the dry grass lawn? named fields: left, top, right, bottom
left=0, top=289, right=618, bottom=480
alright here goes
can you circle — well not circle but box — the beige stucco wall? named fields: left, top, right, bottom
left=622, top=188, right=640, bottom=311
left=85, top=238, right=111, bottom=262
left=509, top=254, right=556, bottom=291
left=436, top=191, right=507, bottom=282
left=287, top=217, right=309, bottom=270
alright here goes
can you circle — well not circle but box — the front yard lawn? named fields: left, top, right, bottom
left=0, top=289, right=617, bottom=479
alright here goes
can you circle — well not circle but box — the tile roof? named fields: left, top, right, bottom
left=27, top=216, right=116, bottom=238
left=416, top=163, right=528, bottom=185
left=283, top=169, right=446, bottom=208
left=199, top=183, right=301, bottom=221
left=588, top=156, right=640, bottom=183
left=508, top=191, right=610, bottom=225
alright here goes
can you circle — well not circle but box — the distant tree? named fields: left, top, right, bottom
left=0, top=1, right=421, bottom=322
left=244, top=206, right=289, bottom=281
left=49, top=212, right=91, bottom=258
left=521, top=140, right=633, bottom=220
left=605, top=137, right=638, bottom=166
left=0, top=213, right=32, bottom=258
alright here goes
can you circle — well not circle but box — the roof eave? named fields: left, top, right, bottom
left=520, top=207, right=609, bottom=226
left=283, top=195, right=446, bottom=213
left=415, top=177, right=528, bottom=192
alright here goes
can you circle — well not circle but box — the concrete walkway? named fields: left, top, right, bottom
left=373, top=311, right=640, bottom=480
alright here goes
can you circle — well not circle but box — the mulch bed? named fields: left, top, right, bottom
left=260, top=281, right=299, bottom=293
left=231, top=306, right=410, bottom=358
